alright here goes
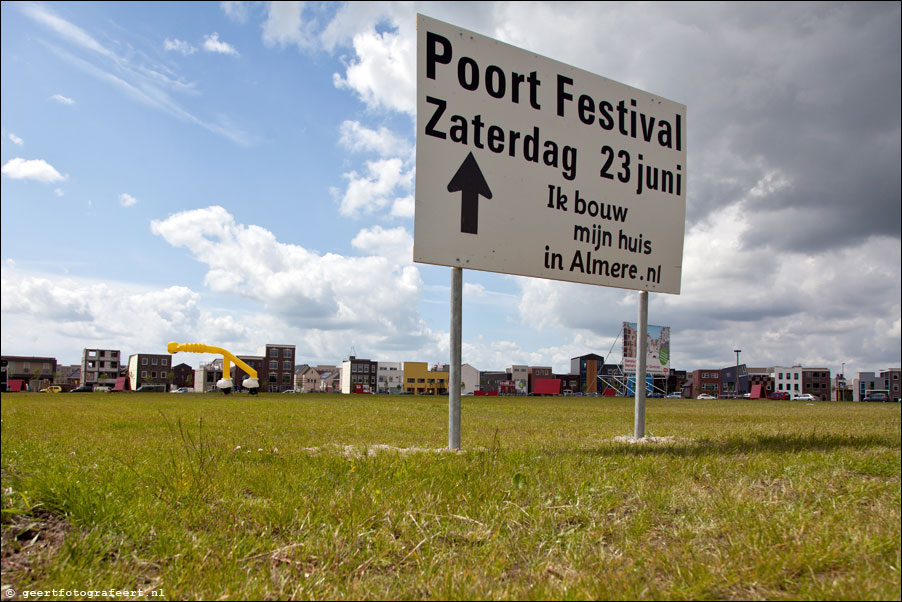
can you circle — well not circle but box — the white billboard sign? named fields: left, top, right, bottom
left=415, top=15, right=686, bottom=294
left=623, top=321, right=670, bottom=375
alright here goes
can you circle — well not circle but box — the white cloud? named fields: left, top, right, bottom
left=8, top=133, right=24, bottom=146
left=0, top=263, right=249, bottom=364
left=333, top=28, right=416, bottom=115
left=1, top=158, right=66, bottom=183
left=338, top=158, right=413, bottom=216
left=390, top=195, right=415, bottom=218
left=23, top=4, right=250, bottom=145
left=54, top=188, right=64, bottom=197
left=261, top=1, right=310, bottom=49
left=338, top=120, right=412, bottom=158
left=164, top=38, right=197, bottom=55
left=203, top=32, right=239, bottom=56
left=119, top=193, right=138, bottom=207
left=220, top=1, right=249, bottom=23
left=50, top=93, right=75, bottom=105
left=22, top=2, right=114, bottom=59
left=150, top=207, right=430, bottom=347
left=351, top=225, right=413, bottom=267
left=464, top=283, right=486, bottom=297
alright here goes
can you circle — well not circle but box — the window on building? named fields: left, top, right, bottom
left=152, top=358, right=159, bottom=366
left=142, top=358, right=148, bottom=365
left=162, top=359, right=168, bottom=367
left=270, top=361, right=278, bottom=370
left=270, top=349, right=278, bottom=358
left=283, top=361, right=291, bottom=371
left=283, top=349, right=292, bottom=358
left=141, top=371, right=147, bottom=378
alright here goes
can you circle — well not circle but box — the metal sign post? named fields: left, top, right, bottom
left=634, top=291, right=648, bottom=439
left=449, top=267, right=462, bottom=449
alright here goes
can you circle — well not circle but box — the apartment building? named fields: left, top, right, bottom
left=402, top=362, right=448, bottom=395
left=81, top=348, right=121, bottom=388
left=801, top=368, right=831, bottom=401
left=747, top=368, right=774, bottom=397
left=294, top=365, right=317, bottom=393
left=667, top=369, right=689, bottom=396
left=0, top=355, right=57, bottom=391
left=195, top=359, right=224, bottom=392
left=529, top=366, right=553, bottom=395
left=127, top=353, right=172, bottom=390
left=880, top=368, right=901, bottom=401
left=853, top=372, right=877, bottom=401
left=720, top=364, right=749, bottom=396
left=690, top=369, right=722, bottom=398
left=772, top=366, right=803, bottom=396
left=509, top=365, right=529, bottom=395
left=377, top=361, right=403, bottom=393
left=479, top=370, right=508, bottom=394
left=262, top=344, right=295, bottom=393
left=571, top=354, right=605, bottom=394
left=341, top=356, right=377, bottom=393
left=171, top=363, right=195, bottom=389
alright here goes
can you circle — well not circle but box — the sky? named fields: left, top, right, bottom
left=1, top=1, right=900, bottom=378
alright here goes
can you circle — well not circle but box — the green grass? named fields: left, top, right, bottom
left=2, top=393, right=899, bottom=600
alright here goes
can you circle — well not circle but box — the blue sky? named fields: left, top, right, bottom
left=2, top=2, right=900, bottom=377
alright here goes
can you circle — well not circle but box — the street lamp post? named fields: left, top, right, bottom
left=734, top=349, right=742, bottom=396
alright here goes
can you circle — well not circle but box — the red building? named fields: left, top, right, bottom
left=690, top=369, right=722, bottom=398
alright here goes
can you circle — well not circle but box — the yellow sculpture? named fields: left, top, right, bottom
left=167, top=342, right=260, bottom=394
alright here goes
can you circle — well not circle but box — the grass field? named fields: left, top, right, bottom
left=2, top=393, right=899, bottom=600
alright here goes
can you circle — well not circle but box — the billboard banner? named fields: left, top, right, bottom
left=623, top=321, right=670, bottom=375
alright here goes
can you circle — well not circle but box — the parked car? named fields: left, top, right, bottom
left=135, top=385, right=165, bottom=392
left=768, top=391, right=790, bottom=400
left=794, top=393, right=817, bottom=401
left=39, top=385, right=62, bottom=393
left=665, top=392, right=682, bottom=399
left=93, top=385, right=112, bottom=392
left=863, top=392, right=889, bottom=402
left=281, top=389, right=298, bottom=394
left=70, top=385, right=93, bottom=393
left=171, top=387, right=194, bottom=393
left=697, top=393, right=716, bottom=399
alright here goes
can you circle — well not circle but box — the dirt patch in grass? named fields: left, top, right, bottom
left=612, top=435, right=682, bottom=445
left=1, top=509, right=70, bottom=591
left=295, top=444, right=469, bottom=458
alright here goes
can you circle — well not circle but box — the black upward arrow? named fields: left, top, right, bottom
left=447, top=152, right=492, bottom=235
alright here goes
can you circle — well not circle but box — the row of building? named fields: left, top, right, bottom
left=1, top=348, right=899, bottom=402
